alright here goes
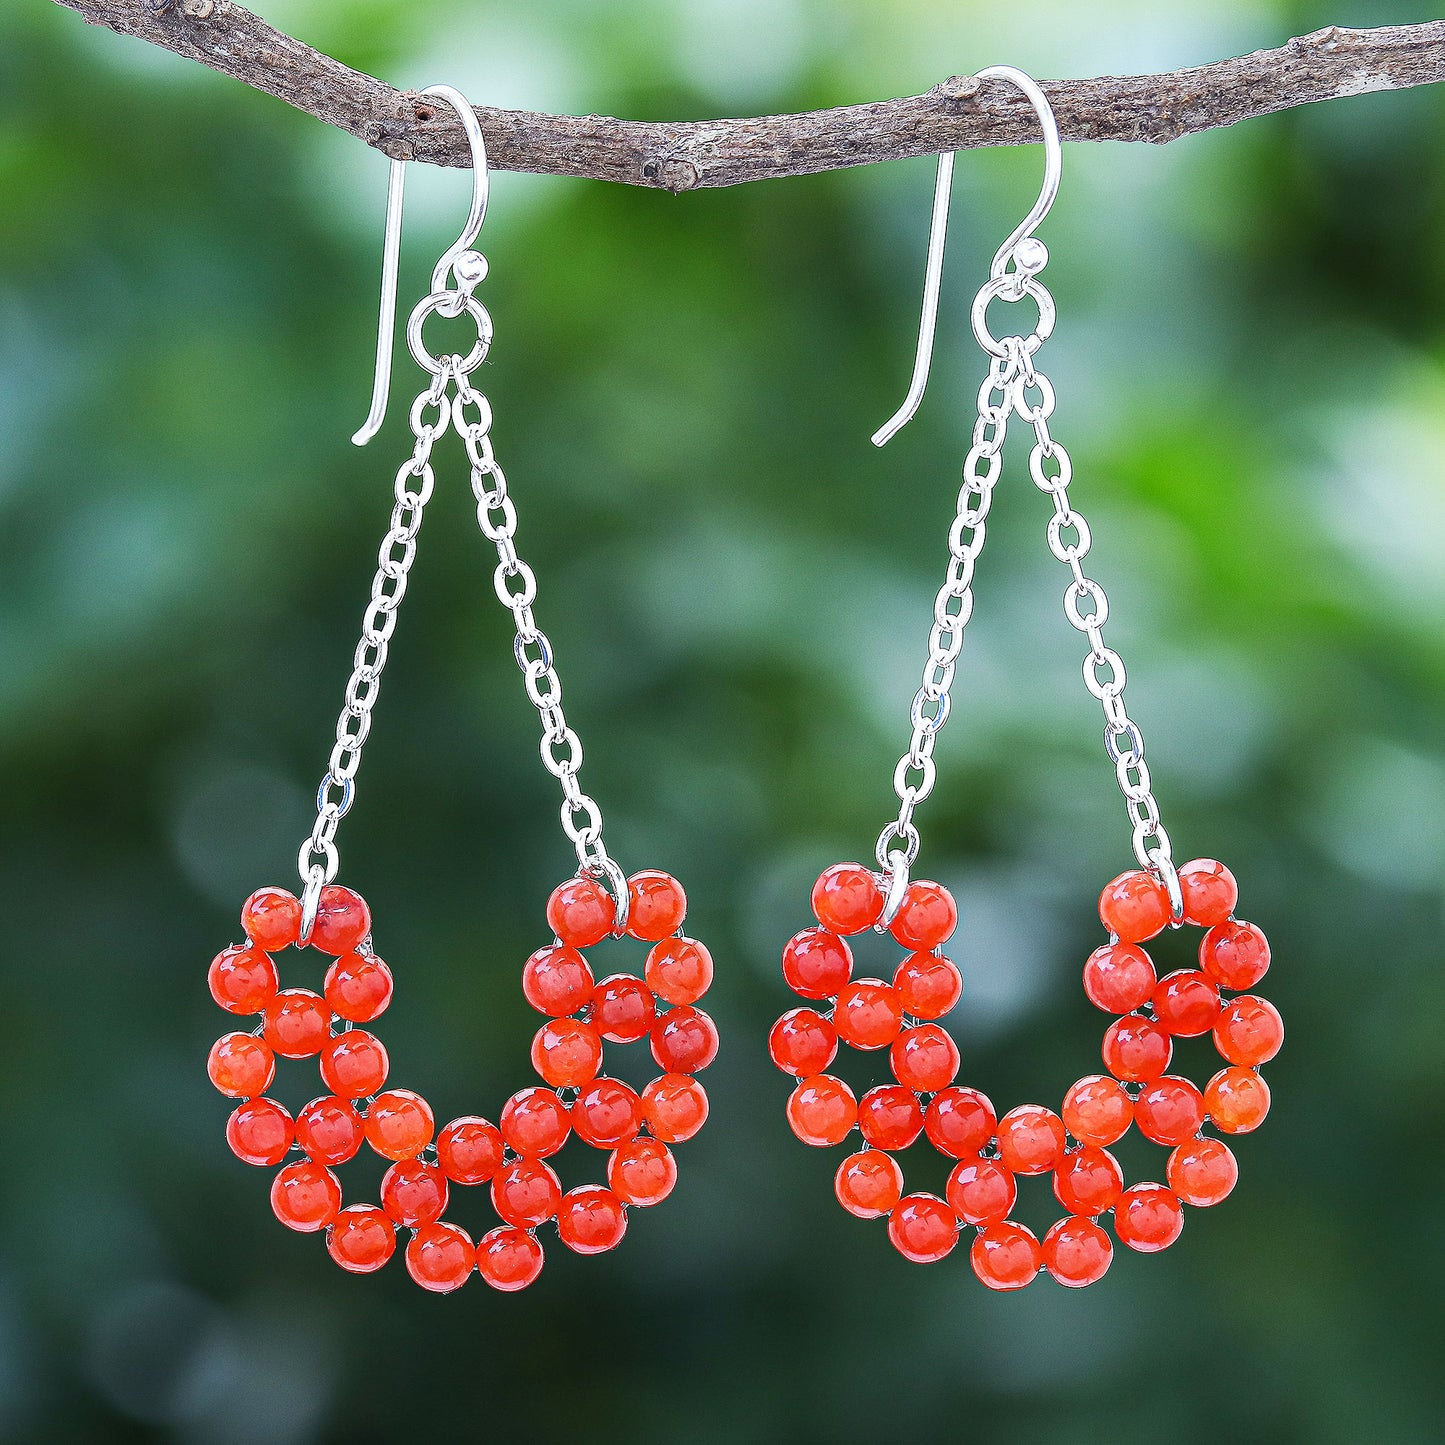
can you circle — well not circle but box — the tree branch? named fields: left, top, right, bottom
left=53, top=2, right=1445, bottom=192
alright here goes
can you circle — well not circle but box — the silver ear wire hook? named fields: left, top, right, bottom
left=353, top=84, right=491, bottom=446
left=871, top=65, right=1061, bottom=448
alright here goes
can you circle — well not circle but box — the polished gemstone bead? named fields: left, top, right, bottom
left=609, top=1137, right=678, bottom=1207
left=436, top=1116, right=504, bottom=1185
left=945, top=1157, right=1017, bottom=1226
left=1179, top=859, right=1238, bottom=927
left=640, top=1074, right=709, bottom=1143
left=270, top=1160, right=341, bottom=1233
left=890, top=1024, right=960, bottom=1093
left=363, top=1089, right=434, bottom=1161
left=477, top=1227, right=544, bottom=1291
left=226, top=1097, right=293, bottom=1167
left=406, top=1222, right=474, bottom=1293
left=768, top=1008, right=838, bottom=1077
left=857, top=1085, right=925, bottom=1151
left=1061, top=1074, right=1134, bottom=1146
left=242, top=887, right=302, bottom=952
left=645, top=937, right=713, bottom=1005
left=833, top=980, right=903, bottom=1050
left=572, top=1078, right=642, bottom=1149
left=310, top=885, right=371, bottom=956
left=295, top=1095, right=364, bottom=1166
left=591, top=974, right=656, bottom=1042
left=208, top=946, right=279, bottom=1016
left=262, top=989, right=330, bottom=1059
left=1082, top=942, right=1156, bottom=1013
left=546, top=875, right=614, bottom=948
left=626, top=871, right=687, bottom=941
left=380, top=1158, right=449, bottom=1226
left=327, top=1205, right=395, bottom=1274
left=521, top=944, right=594, bottom=1017
left=1167, top=1137, right=1238, bottom=1207
left=1213, top=994, right=1284, bottom=1066
left=319, top=1030, right=389, bottom=1099
left=207, top=1032, right=275, bottom=1098
left=887, top=1193, right=958, bottom=1263
left=1153, top=969, right=1222, bottom=1037
left=786, top=1074, right=857, bottom=1147
left=1204, top=1066, right=1271, bottom=1133
left=500, top=1087, right=571, bottom=1158
left=924, top=1087, right=997, bottom=1158
left=893, top=951, right=963, bottom=1019
left=1115, top=1183, right=1184, bottom=1252
left=558, top=1186, right=629, bottom=1254
left=811, top=863, right=885, bottom=935
left=491, top=1158, right=562, bottom=1227
left=1102, top=1015, right=1173, bottom=1081
left=834, top=1150, right=904, bottom=1219
left=530, top=1018, right=603, bottom=1088
left=1042, top=1216, right=1112, bottom=1287
left=996, top=1105, right=1067, bottom=1175
left=1053, top=1146, right=1124, bottom=1216
left=1098, top=871, right=1170, bottom=943
left=889, top=881, right=958, bottom=951
left=321, top=952, right=393, bottom=1023
left=781, top=928, right=853, bottom=1000
left=1135, top=1075, right=1206, bottom=1146
left=971, top=1222, right=1042, bottom=1290
left=649, top=1006, right=719, bottom=1073
left=1200, top=920, right=1271, bottom=991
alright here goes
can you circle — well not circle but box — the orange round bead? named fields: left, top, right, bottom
left=226, top=1098, right=293, bottom=1167
left=1082, top=942, right=1156, bottom=1013
left=1200, top=920, right=1271, bottom=990
left=319, top=1030, right=389, bottom=1099
left=207, top=1032, right=275, bottom=1098
left=381, top=1159, right=449, bottom=1226
left=1153, top=969, right=1222, bottom=1037
left=971, top=1222, right=1042, bottom=1291
left=436, top=1116, right=504, bottom=1185
left=262, top=989, right=330, bottom=1059
left=893, top=951, right=963, bottom=1020
left=1168, top=1137, right=1238, bottom=1207
left=546, top=875, right=615, bottom=948
left=558, top=1186, right=629, bottom=1254
left=572, top=1078, right=642, bottom=1149
left=1213, top=994, right=1284, bottom=1066
left=1062, top=1075, right=1134, bottom=1146
left=241, top=886, right=302, bottom=953
left=491, top=1158, right=562, bottom=1227
left=295, top=1095, right=365, bottom=1166
left=1053, top=1145, right=1124, bottom=1216
left=626, top=871, right=687, bottom=941
left=924, top=1087, right=997, bottom=1159
left=889, top=881, right=958, bottom=951
left=890, top=1024, right=960, bottom=1093
left=500, top=1087, right=571, bottom=1158
left=322, top=952, right=393, bottom=1023
left=645, top=937, right=713, bottom=1005
left=995, top=1105, right=1067, bottom=1175
left=833, top=980, right=903, bottom=1051
left=649, top=1006, right=719, bottom=1073
left=786, top=1074, right=857, bottom=1147
left=270, top=1161, right=341, bottom=1233
left=406, top=1222, right=474, bottom=1293
left=208, top=946, right=279, bottom=1016
left=887, top=1193, right=959, bottom=1263
left=768, top=1008, right=838, bottom=1077
left=363, top=1089, right=434, bottom=1161
left=781, top=928, right=852, bottom=1000
left=609, top=1137, right=677, bottom=1207
left=310, top=885, right=371, bottom=956
left=1042, top=1216, right=1113, bottom=1288
left=1115, top=1183, right=1184, bottom=1253
left=1102, top=1015, right=1173, bottom=1081
left=1204, top=1066, right=1271, bottom=1134
left=591, top=974, right=656, bottom=1042
left=476, top=1226, right=544, bottom=1292
left=521, top=944, right=595, bottom=1016
left=530, top=1018, right=603, bottom=1088
left=945, top=1157, right=1017, bottom=1226
left=1135, top=1075, right=1206, bottom=1146
left=857, top=1085, right=925, bottom=1151
left=1178, top=859, right=1238, bottom=927
left=1098, top=870, right=1171, bottom=943
left=811, top=863, right=885, bottom=936
left=834, top=1150, right=904, bottom=1219
left=640, top=1074, right=709, bottom=1143
left=327, top=1205, right=395, bottom=1274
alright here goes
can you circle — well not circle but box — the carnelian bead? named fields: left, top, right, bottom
left=310, top=885, right=371, bottom=956
left=406, top=1222, right=474, bottom=1293
left=436, top=1116, right=504, bottom=1185
left=1153, top=969, right=1222, bottom=1037
left=1082, top=942, right=1156, bottom=1014
left=1102, top=1015, right=1172, bottom=1082
left=1168, top=1137, right=1239, bottom=1207
left=1099, top=870, right=1171, bottom=942
left=834, top=1150, right=904, bottom=1219
left=1204, top=1066, right=1271, bottom=1134
left=1061, top=1075, right=1134, bottom=1147
left=319, top=1030, right=389, bottom=1099
left=226, top=1098, right=294, bottom=1167
left=609, top=1137, right=678, bottom=1207
left=1179, top=859, right=1238, bottom=927
left=491, top=1158, right=562, bottom=1227
left=996, top=1105, right=1067, bottom=1175
left=558, top=1186, right=629, bottom=1254
left=971, top=1222, right=1042, bottom=1291
left=890, top=1024, right=960, bottom=1093
left=262, top=989, right=330, bottom=1060
left=363, top=1089, right=434, bottom=1161
left=521, top=944, right=594, bottom=1017
left=591, top=974, right=656, bottom=1042
left=811, top=863, right=884, bottom=936
left=476, top=1226, right=544, bottom=1292
left=924, top=1087, right=997, bottom=1159
left=572, top=1078, right=642, bottom=1149
left=546, top=875, right=614, bottom=948
left=834, top=980, right=903, bottom=1050
left=640, top=1074, right=709, bottom=1143
left=323, top=952, right=393, bottom=1023
left=1115, top=1183, right=1184, bottom=1253
left=626, top=871, right=687, bottom=941
left=786, top=1074, right=857, bottom=1147
left=208, top=946, right=279, bottom=1015
left=781, top=928, right=852, bottom=1000
left=327, top=1205, right=395, bottom=1274
left=207, top=1033, right=275, bottom=1098
left=889, top=881, right=958, bottom=951
left=381, top=1159, right=449, bottom=1226
left=887, top=1193, right=958, bottom=1263
left=893, top=952, right=963, bottom=1020
left=530, top=1018, right=603, bottom=1088
left=946, top=1157, right=1017, bottom=1226
left=500, top=1087, right=571, bottom=1158
left=270, top=1161, right=341, bottom=1233
left=650, top=1006, right=719, bottom=1073
left=1200, top=921, right=1271, bottom=991
left=1135, top=1076, right=1206, bottom=1147
left=768, top=1008, right=838, bottom=1077
left=1213, top=994, right=1284, bottom=1066
left=645, top=937, right=713, bottom=1005
left=1053, top=1146, right=1124, bottom=1216
left=857, top=1085, right=925, bottom=1151
left=242, top=887, right=303, bottom=952
left=1042, top=1216, right=1113, bottom=1288
left=295, top=1095, right=365, bottom=1166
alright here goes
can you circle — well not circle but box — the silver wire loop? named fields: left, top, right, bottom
left=298, top=863, right=326, bottom=946
left=1149, top=847, right=1185, bottom=926
left=879, top=850, right=912, bottom=928
left=582, top=855, right=631, bottom=937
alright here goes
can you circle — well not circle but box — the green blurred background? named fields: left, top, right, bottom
left=4, top=0, right=1445, bottom=1439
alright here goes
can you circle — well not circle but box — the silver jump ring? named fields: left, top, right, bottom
left=581, top=854, right=631, bottom=937
left=970, top=276, right=1056, bottom=359
left=407, top=292, right=493, bottom=376
left=297, top=863, right=327, bottom=946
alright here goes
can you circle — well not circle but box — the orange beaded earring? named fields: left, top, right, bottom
left=769, top=67, right=1279, bottom=1290
left=206, top=87, right=714, bottom=1293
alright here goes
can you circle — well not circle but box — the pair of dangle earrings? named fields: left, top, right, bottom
left=203, top=70, right=1281, bottom=1295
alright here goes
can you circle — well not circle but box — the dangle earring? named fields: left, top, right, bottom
left=768, top=67, right=1281, bottom=1290
left=205, top=87, right=716, bottom=1293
